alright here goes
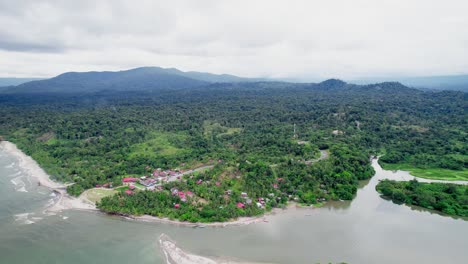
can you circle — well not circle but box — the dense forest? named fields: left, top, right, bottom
left=0, top=77, right=466, bottom=222
left=376, top=179, right=468, bottom=217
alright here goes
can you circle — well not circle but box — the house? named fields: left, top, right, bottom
left=196, top=179, right=203, bottom=185
left=258, top=197, right=265, bottom=205
left=273, top=183, right=278, bottom=189
left=122, top=177, right=137, bottom=184
left=186, top=191, right=193, bottom=196
left=140, top=178, right=157, bottom=187
left=215, top=181, right=221, bottom=186
left=246, top=198, right=252, bottom=204
left=241, top=192, right=248, bottom=198
left=125, top=190, right=133, bottom=195
left=95, top=184, right=101, bottom=188
left=236, top=202, right=245, bottom=209
left=129, top=185, right=135, bottom=190
left=225, top=190, right=232, bottom=195
left=171, top=188, right=179, bottom=195
left=256, top=202, right=263, bottom=208
left=174, top=204, right=180, bottom=209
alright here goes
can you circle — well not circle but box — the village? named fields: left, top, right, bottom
left=91, top=163, right=283, bottom=211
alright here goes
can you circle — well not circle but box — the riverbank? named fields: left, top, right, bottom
left=128, top=203, right=304, bottom=228
left=0, top=141, right=96, bottom=212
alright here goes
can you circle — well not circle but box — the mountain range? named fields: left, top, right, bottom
left=0, top=67, right=269, bottom=94
left=0, top=67, right=466, bottom=94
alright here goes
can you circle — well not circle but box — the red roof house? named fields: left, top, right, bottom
left=122, top=177, right=137, bottom=183
left=174, top=204, right=180, bottom=209
left=236, top=202, right=245, bottom=209
left=125, top=190, right=133, bottom=195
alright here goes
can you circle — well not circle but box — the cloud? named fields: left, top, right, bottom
left=0, top=0, right=467, bottom=79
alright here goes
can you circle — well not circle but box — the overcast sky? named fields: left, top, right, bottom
left=0, top=0, right=467, bottom=80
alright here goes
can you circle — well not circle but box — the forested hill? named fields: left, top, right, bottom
left=0, top=67, right=265, bottom=94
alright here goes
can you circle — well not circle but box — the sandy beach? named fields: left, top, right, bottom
left=0, top=141, right=96, bottom=212
left=159, top=234, right=269, bottom=264
left=132, top=214, right=266, bottom=228
left=130, top=203, right=303, bottom=228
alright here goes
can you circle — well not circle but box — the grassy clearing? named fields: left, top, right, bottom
left=83, top=188, right=117, bottom=203
left=133, top=182, right=146, bottom=189
left=128, top=131, right=188, bottom=158
left=115, top=186, right=128, bottom=192
left=203, top=121, right=242, bottom=139
left=380, top=162, right=468, bottom=181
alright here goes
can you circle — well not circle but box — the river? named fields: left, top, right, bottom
left=0, top=149, right=467, bottom=264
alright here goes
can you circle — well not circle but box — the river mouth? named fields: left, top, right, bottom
left=1, top=151, right=468, bottom=264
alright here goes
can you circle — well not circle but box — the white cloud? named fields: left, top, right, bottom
left=0, top=0, right=467, bottom=79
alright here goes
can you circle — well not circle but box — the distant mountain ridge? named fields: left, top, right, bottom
left=0, top=78, right=43, bottom=86
left=0, top=67, right=268, bottom=94
left=350, top=75, right=468, bottom=92
left=0, top=66, right=459, bottom=94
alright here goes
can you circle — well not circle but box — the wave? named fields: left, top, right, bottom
left=17, top=186, right=28, bottom=193
left=10, top=176, right=24, bottom=186
left=14, top=213, right=35, bottom=225
left=5, top=162, right=15, bottom=169
left=10, top=176, right=28, bottom=192
left=8, top=170, right=22, bottom=177
left=44, top=198, right=56, bottom=208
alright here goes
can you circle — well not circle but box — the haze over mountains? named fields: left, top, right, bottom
left=0, top=78, right=43, bottom=87
left=350, top=75, right=468, bottom=92
left=0, top=67, right=466, bottom=94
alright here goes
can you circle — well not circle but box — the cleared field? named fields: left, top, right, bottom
left=128, top=131, right=188, bottom=158
left=203, top=121, right=242, bottom=139
left=83, top=188, right=117, bottom=203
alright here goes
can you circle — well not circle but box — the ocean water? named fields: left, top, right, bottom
left=0, top=149, right=467, bottom=264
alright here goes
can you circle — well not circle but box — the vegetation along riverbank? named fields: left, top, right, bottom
left=376, top=179, right=468, bottom=217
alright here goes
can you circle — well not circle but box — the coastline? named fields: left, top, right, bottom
left=0, top=140, right=317, bottom=227
left=128, top=203, right=302, bottom=228
left=0, top=141, right=96, bottom=212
